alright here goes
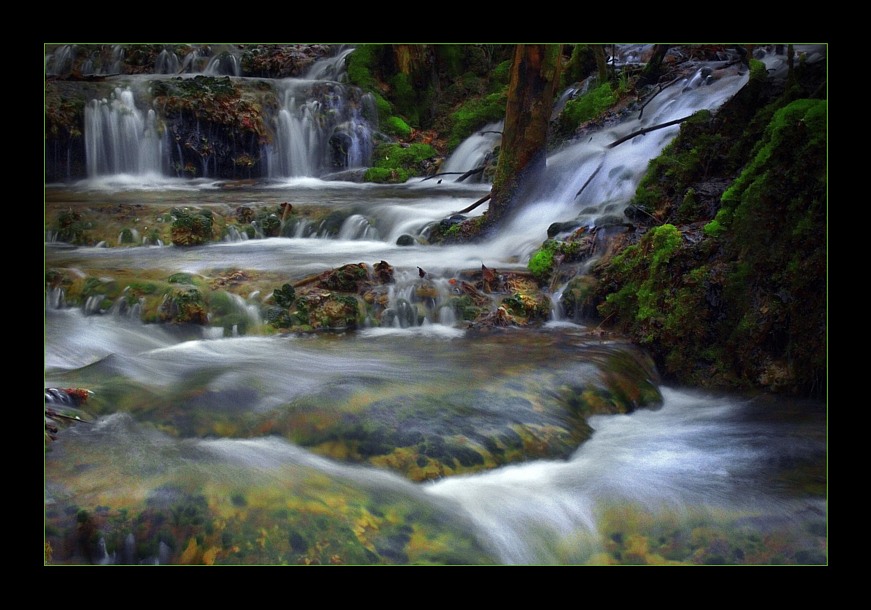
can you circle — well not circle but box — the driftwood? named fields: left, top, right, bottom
left=574, top=161, right=604, bottom=199
left=421, top=166, right=486, bottom=183
left=607, top=115, right=692, bottom=149
left=420, top=172, right=467, bottom=182
left=638, top=75, right=683, bottom=119
left=456, top=166, right=485, bottom=182
left=454, top=192, right=492, bottom=215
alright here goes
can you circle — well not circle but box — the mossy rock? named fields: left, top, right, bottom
left=170, top=209, right=213, bottom=246
left=159, top=288, right=208, bottom=324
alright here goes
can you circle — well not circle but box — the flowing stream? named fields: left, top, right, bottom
left=44, top=45, right=827, bottom=565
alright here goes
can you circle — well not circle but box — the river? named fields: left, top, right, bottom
left=43, top=44, right=827, bottom=566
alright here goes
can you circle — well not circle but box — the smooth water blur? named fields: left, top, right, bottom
left=427, top=387, right=826, bottom=564
left=44, top=47, right=826, bottom=564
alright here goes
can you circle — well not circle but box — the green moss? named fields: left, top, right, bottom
left=273, top=283, right=296, bottom=308
left=365, top=142, right=437, bottom=183
left=490, top=60, right=512, bottom=88
left=170, top=208, right=213, bottom=246
left=390, top=72, right=418, bottom=125
left=528, top=241, right=557, bottom=280
left=749, top=58, right=768, bottom=82
left=364, top=167, right=409, bottom=183
left=631, top=111, right=726, bottom=220
left=447, top=90, right=507, bottom=151
left=54, top=209, right=90, bottom=245
left=556, top=82, right=618, bottom=137
left=381, top=116, right=412, bottom=139
left=702, top=219, right=725, bottom=238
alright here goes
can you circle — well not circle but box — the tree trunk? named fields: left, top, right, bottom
left=638, top=44, right=671, bottom=87
left=594, top=45, right=609, bottom=84
left=487, top=44, right=562, bottom=226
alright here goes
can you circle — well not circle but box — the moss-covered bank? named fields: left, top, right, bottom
left=585, top=53, right=826, bottom=397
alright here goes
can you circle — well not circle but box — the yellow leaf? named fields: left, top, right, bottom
left=179, top=538, right=200, bottom=564
left=202, top=546, right=219, bottom=565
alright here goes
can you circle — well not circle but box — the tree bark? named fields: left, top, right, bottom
left=595, top=45, right=609, bottom=84
left=487, top=44, right=562, bottom=226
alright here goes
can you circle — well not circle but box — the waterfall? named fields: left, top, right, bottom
left=440, top=121, right=503, bottom=181
left=474, top=62, right=755, bottom=266
left=84, top=87, right=168, bottom=177
left=265, top=47, right=374, bottom=179
left=382, top=269, right=455, bottom=329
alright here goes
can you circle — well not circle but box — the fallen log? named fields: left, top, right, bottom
left=574, top=160, right=604, bottom=199
left=454, top=192, right=492, bottom=215
left=420, top=172, right=467, bottom=182
left=456, top=166, right=485, bottom=182
left=607, top=115, right=692, bottom=149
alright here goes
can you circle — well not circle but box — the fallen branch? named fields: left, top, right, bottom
left=638, top=75, right=682, bottom=119
left=607, top=115, right=692, bottom=149
left=456, top=166, right=485, bottom=183
left=454, top=192, right=492, bottom=215
left=478, top=130, right=503, bottom=136
left=421, top=166, right=486, bottom=183
left=574, top=160, right=604, bottom=199
left=420, top=172, right=468, bottom=182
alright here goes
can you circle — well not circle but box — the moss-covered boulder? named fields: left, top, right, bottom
left=170, top=208, right=214, bottom=246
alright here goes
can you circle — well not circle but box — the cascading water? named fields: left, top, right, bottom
left=84, top=87, right=168, bottom=178
left=265, top=47, right=375, bottom=179
left=44, top=45, right=826, bottom=565
left=440, top=121, right=503, bottom=181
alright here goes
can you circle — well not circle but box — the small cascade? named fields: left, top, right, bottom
left=46, top=286, right=66, bottom=310
left=224, top=225, right=249, bottom=242
left=265, top=47, right=374, bottom=178
left=440, top=121, right=503, bottom=181
left=337, top=214, right=380, bottom=241
left=109, top=288, right=144, bottom=319
left=204, top=47, right=242, bottom=77
left=382, top=270, right=455, bottom=328
left=84, top=87, right=169, bottom=177
left=84, top=295, right=107, bottom=315
left=155, top=47, right=181, bottom=74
